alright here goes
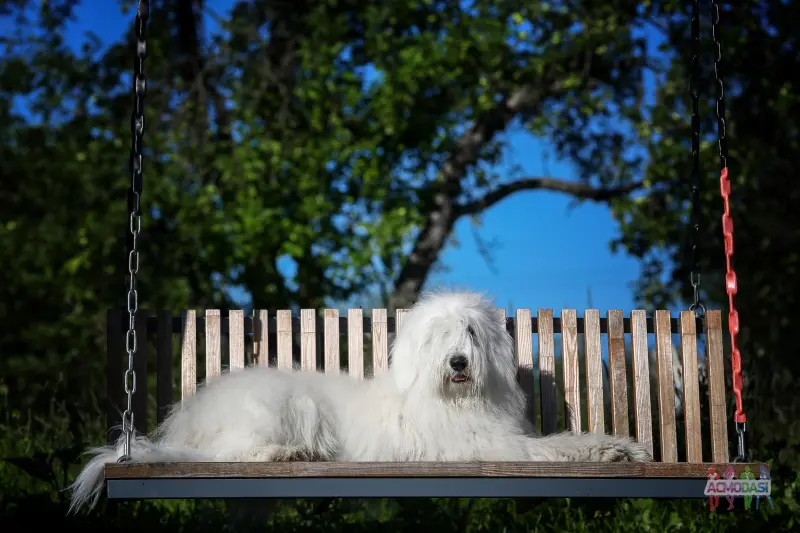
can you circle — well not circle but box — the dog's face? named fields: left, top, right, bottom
left=390, top=291, right=525, bottom=414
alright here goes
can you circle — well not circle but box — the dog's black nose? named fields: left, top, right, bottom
left=449, top=355, right=468, bottom=372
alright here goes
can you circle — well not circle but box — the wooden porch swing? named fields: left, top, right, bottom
left=101, top=0, right=767, bottom=502
left=103, top=306, right=761, bottom=500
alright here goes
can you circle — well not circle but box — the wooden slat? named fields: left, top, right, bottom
left=515, top=309, right=535, bottom=424
left=324, top=309, right=340, bottom=375
left=106, top=461, right=765, bottom=480
left=252, top=310, right=268, bottom=367
left=106, top=310, right=123, bottom=444
left=372, top=309, right=389, bottom=375
left=584, top=309, right=604, bottom=433
left=205, top=310, right=221, bottom=381
left=680, top=310, right=702, bottom=463
left=607, top=309, right=629, bottom=437
left=133, top=312, right=148, bottom=433
left=630, top=310, right=654, bottom=457
left=156, top=311, right=173, bottom=426
left=496, top=309, right=506, bottom=321
left=561, top=309, right=581, bottom=433
left=229, top=310, right=245, bottom=371
left=396, top=309, right=409, bottom=331
left=538, top=309, right=557, bottom=434
left=276, top=310, right=293, bottom=370
left=706, top=310, right=729, bottom=463
left=348, top=308, right=364, bottom=379
left=654, top=310, right=678, bottom=463
left=181, top=310, right=197, bottom=400
left=300, top=309, right=316, bottom=372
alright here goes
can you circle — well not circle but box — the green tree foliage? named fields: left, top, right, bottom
left=0, top=0, right=795, bottom=530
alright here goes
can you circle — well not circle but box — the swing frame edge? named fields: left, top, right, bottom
left=104, top=462, right=767, bottom=500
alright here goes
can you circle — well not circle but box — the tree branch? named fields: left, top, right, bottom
left=386, top=84, right=545, bottom=312
left=455, top=177, right=644, bottom=217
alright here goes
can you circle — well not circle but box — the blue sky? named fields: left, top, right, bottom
left=54, top=0, right=673, bottom=315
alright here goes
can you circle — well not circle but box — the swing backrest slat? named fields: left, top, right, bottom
left=607, top=309, right=629, bottom=438
left=706, top=310, right=729, bottom=463
left=205, top=310, right=222, bottom=382
left=680, top=310, right=703, bottom=463
left=561, top=309, right=581, bottom=434
left=276, top=310, right=292, bottom=370
left=514, top=309, right=535, bottom=423
left=229, top=310, right=245, bottom=371
left=584, top=309, right=604, bottom=434
left=655, top=310, right=678, bottom=463
left=372, top=309, right=390, bottom=375
left=323, top=309, right=340, bottom=374
left=537, top=309, right=558, bottom=435
left=631, top=310, right=654, bottom=457
left=180, top=310, right=197, bottom=400
left=252, top=309, right=268, bottom=367
left=300, top=309, right=316, bottom=372
left=347, top=309, right=364, bottom=380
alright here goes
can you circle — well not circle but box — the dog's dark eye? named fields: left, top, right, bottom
left=467, top=326, right=477, bottom=341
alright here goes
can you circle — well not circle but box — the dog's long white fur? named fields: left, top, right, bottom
left=69, top=290, right=650, bottom=511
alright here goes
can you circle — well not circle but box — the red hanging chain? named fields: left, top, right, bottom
left=719, top=169, right=745, bottom=425
left=711, top=0, right=747, bottom=443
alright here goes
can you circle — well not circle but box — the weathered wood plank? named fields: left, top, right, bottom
left=515, top=308, right=535, bottom=424
left=276, top=310, right=293, bottom=370
left=348, top=308, right=364, bottom=379
left=607, top=309, right=629, bottom=437
left=372, top=309, right=389, bottom=375
left=181, top=310, right=197, bottom=400
left=561, top=309, right=581, bottom=433
left=706, top=310, right=729, bottom=463
left=300, top=309, right=317, bottom=372
left=630, top=310, right=654, bottom=457
left=538, top=309, right=557, bottom=434
left=324, top=309, right=340, bottom=375
left=680, top=310, right=702, bottom=463
left=229, top=310, right=245, bottom=371
left=105, top=461, right=766, bottom=480
left=396, top=309, right=409, bottom=331
left=655, top=310, right=678, bottom=463
left=252, top=310, right=268, bottom=367
left=584, top=309, right=604, bottom=433
left=205, top=310, right=221, bottom=381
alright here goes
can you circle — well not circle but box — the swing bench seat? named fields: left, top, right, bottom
left=103, top=307, right=765, bottom=500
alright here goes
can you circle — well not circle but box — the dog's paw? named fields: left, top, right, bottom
left=596, top=437, right=652, bottom=463
left=245, top=445, right=315, bottom=462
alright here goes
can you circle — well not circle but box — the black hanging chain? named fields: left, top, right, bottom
left=711, top=0, right=729, bottom=169
left=120, top=0, right=149, bottom=463
left=688, top=0, right=705, bottom=317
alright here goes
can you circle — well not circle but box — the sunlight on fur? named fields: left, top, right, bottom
left=68, top=290, right=651, bottom=512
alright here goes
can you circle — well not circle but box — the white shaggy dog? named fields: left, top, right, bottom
left=69, top=290, right=650, bottom=511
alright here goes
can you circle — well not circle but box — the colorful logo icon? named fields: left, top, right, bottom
left=705, top=464, right=772, bottom=511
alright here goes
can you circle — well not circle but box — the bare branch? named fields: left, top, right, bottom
left=387, top=84, right=549, bottom=311
left=454, top=177, right=644, bottom=217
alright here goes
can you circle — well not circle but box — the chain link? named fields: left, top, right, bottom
left=687, top=0, right=705, bottom=318
left=120, top=0, right=150, bottom=463
left=711, top=0, right=747, bottom=463
left=711, top=0, right=728, bottom=170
